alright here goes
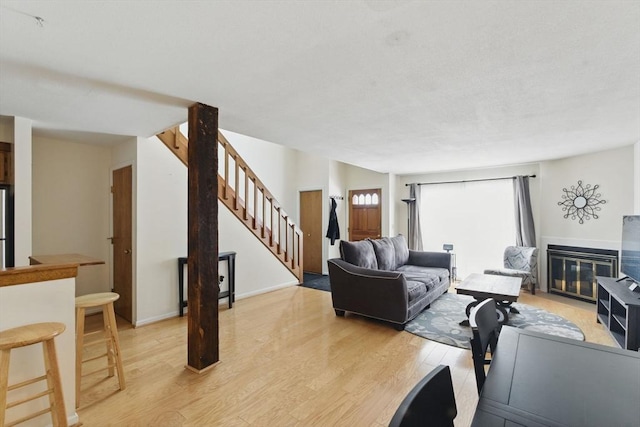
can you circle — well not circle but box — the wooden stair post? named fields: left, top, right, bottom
left=187, top=103, right=219, bottom=372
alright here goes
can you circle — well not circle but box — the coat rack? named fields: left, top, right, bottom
left=329, top=195, right=344, bottom=200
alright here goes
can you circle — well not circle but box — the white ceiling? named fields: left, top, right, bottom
left=1, top=0, right=639, bottom=174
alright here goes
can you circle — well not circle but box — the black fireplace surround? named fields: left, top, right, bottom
left=547, top=244, right=618, bottom=302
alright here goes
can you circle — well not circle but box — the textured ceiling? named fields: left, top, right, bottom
left=0, top=0, right=638, bottom=174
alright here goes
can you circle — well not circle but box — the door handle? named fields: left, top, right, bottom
left=124, top=249, right=131, bottom=254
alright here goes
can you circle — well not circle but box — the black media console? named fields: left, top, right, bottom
left=596, top=276, right=640, bottom=351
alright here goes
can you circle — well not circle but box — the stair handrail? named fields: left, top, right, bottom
left=157, top=127, right=303, bottom=282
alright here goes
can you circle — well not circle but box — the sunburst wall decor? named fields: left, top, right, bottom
left=558, top=180, right=606, bottom=224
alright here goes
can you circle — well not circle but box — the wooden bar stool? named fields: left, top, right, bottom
left=75, top=292, right=125, bottom=408
left=0, top=322, right=68, bottom=427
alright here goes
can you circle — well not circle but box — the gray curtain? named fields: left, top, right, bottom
left=514, top=176, right=536, bottom=247
left=408, top=183, right=423, bottom=250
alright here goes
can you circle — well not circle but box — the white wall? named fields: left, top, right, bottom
left=111, top=138, right=138, bottom=320
left=292, top=158, right=395, bottom=270
left=635, top=141, right=640, bottom=214
left=539, top=146, right=634, bottom=241
left=0, top=116, right=35, bottom=266
left=133, top=134, right=298, bottom=325
left=394, top=145, right=636, bottom=292
left=32, top=137, right=111, bottom=296
left=21, top=126, right=305, bottom=326
left=345, top=164, right=392, bottom=238
left=538, top=145, right=635, bottom=289
left=388, top=173, right=398, bottom=237
left=221, top=129, right=299, bottom=216
left=219, top=204, right=298, bottom=298
left=327, top=160, right=348, bottom=261
left=0, top=277, right=78, bottom=426
left=0, top=116, right=14, bottom=141
left=134, top=136, right=184, bottom=324
left=291, top=150, right=358, bottom=273
left=219, top=132, right=303, bottom=294
left=13, top=117, right=32, bottom=266
left=16, top=113, right=639, bottom=325
left=396, top=163, right=540, bottom=240
left=293, top=150, right=330, bottom=272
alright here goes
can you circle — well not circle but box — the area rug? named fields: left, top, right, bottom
left=300, top=273, right=331, bottom=292
left=405, top=293, right=585, bottom=349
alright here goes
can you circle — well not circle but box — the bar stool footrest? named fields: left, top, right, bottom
left=6, top=407, right=53, bottom=427
left=7, top=374, right=47, bottom=391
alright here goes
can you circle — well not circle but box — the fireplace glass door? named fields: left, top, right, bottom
left=548, top=245, right=618, bottom=302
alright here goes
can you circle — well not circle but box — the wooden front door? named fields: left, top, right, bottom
left=349, top=188, right=382, bottom=241
left=112, top=165, right=133, bottom=322
left=300, top=190, right=323, bottom=274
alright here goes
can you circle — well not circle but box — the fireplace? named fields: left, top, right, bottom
left=547, top=245, right=618, bottom=302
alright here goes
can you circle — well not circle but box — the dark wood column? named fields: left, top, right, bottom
left=187, top=103, right=219, bottom=372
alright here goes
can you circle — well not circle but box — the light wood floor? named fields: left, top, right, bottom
left=77, top=284, right=614, bottom=426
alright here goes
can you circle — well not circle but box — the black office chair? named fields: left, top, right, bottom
left=469, top=298, right=500, bottom=393
left=388, top=365, right=457, bottom=427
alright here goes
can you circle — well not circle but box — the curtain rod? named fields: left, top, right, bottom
left=406, top=174, right=536, bottom=187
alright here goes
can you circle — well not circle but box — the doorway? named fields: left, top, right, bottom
left=348, top=188, right=382, bottom=241
left=112, top=166, right=133, bottom=323
left=0, top=184, right=14, bottom=268
left=300, top=190, right=323, bottom=274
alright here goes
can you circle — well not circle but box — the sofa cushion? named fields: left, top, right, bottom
left=390, top=234, right=410, bottom=267
left=406, top=280, right=427, bottom=302
left=396, top=265, right=450, bottom=286
left=340, top=240, right=378, bottom=269
left=370, top=237, right=396, bottom=270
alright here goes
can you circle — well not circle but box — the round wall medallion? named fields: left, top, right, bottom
left=558, top=180, right=605, bottom=224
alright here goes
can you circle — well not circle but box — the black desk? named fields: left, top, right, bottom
left=472, top=326, right=640, bottom=427
left=178, top=251, right=236, bottom=316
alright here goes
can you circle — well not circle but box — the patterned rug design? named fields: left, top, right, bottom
left=405, top=293, right=585, bottom=349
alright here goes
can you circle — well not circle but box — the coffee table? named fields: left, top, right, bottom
left=456, top=273, right=522, bottom=325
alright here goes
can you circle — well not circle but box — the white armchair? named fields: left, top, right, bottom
left=484, top=246, right=538, bottom=295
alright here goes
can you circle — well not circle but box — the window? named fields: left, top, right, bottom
left=352, top=192, right=379, bottom=206
left=419, top=180, right=515, bottom=279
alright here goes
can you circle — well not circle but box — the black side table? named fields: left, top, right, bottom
left=178, top=251, right=236, bottom=316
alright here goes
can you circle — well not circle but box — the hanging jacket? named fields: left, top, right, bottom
left=326, top=198, right=340, bottom=245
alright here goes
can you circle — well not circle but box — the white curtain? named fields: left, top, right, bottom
left=419, top=180, right=515, bottom=279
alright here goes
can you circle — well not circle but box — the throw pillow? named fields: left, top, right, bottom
left=340, top=240, right=378, bottom=269
left=390, top=234, right=409, bottom=267
left=370, top=237, right=396, bottom=270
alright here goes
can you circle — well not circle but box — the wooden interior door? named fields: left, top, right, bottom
left=300, top=190, right=323, bottom=274
left=112, top=165, right=133, bottom=322
left=349, top=188, right=382, bottom=241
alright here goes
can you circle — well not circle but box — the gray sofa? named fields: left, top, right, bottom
left=327, top=235, right=452, bottom=330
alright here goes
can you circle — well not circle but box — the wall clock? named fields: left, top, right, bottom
left=557, top=180, right=605, bottom=224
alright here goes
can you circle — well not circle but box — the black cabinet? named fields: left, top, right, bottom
left=596, top=276, right=640, bottom=351
left=178, top=251, right=236, bottom=316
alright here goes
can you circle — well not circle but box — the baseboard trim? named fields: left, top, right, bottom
left=68, top=412, right=80, bottom=426
left=236, top=281, right=298, bottom=299
left=134, top=281, right=298, bottom=327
